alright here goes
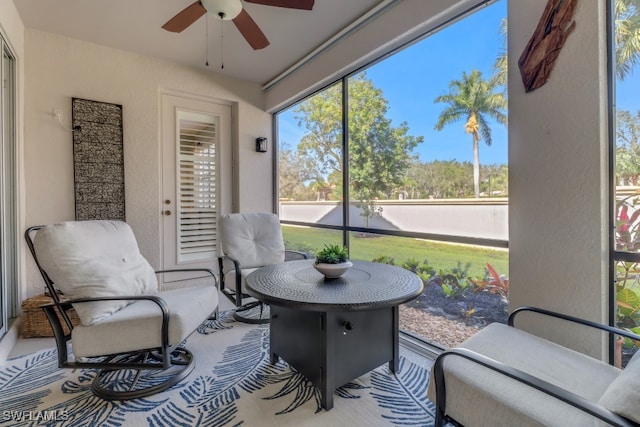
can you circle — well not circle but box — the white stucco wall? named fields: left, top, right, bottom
left=0, top=2, right=24, bottom=55
left=508, top=0, right=609, bottom=358
left=22, top=30, right=272, bottom=296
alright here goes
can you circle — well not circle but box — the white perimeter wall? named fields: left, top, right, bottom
left=280, top=200, right=508, bottom=241
left=22, top=29, right=272, bottom=297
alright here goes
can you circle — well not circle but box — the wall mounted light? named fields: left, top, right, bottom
left=256, top=137, right=268, bottom=153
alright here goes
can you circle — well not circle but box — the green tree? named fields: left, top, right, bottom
left=278, top=144, right=318, bottom=200
left=616, top=110, right=640, bottom=185
left=480, top=164, right=509, bottom=196
left=427, top=160, right=473, bottom=198
left=492, top=18, right=508, bottom=88
left=295, top=82, right=343, bottom=179
left=616, top=0, right=640, bottom=80
left=434, top=69, right=507, bottom=198
left=403, top=159, right=475, bottom=199
left=295, top=73, right=423, bottom=225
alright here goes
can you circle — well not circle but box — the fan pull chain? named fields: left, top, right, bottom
left=219, top=12, right=225, bottom=70
left=205, top=14, right=209, bottom=67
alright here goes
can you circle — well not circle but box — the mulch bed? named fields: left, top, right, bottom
left=400, top=278, right=509, bottom=348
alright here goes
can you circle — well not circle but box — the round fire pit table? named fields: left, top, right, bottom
left=245, top=259, right=423, bottom=410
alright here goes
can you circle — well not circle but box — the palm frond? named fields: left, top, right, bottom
left=616, top=0, right=640, bottom=79
left=197, top=310, right=235, bottom=335
left=0, top=349, right=64, bottom=414
left=263, top=372, right=321, bottom=414
left=477, top=114, right=493, bottom=147
left=370, top=357, right=435, bottom=426
left=153, top=325, right=270, bottom=426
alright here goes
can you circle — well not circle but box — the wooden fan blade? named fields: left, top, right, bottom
left=162, top=1, right=207, bottom=33
left=233, top=9, right=270, bottom=50
left=243, top=0, right=314, bottom=10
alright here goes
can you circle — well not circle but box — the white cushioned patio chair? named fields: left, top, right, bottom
left=25, top=220, right=219, bottom=400
left=218, top=212, right=307, bottom=323
left=429, top=306, right=640, bottom=427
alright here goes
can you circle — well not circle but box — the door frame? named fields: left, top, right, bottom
left=0, top=36, right=17, bottom=337
left=158, top=89, right=237, bottom=280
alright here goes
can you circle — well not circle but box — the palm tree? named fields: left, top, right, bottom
left=492, top=18, right=508, bottom=88
left=490, top=1, right=640, bottom=83
left=616, top=0, right=640, bottom=80
left=434, top=69, right=507, bottom=198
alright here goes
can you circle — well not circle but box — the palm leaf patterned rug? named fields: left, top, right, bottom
left=0, top=311, right=436, bottom=426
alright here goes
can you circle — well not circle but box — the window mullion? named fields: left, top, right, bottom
left=342, top=78, right=350, bottom=253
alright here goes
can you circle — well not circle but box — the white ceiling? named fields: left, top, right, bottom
left=13, top=0, right=383, bottom=85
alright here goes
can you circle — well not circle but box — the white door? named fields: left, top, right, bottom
left=161, top=93, right=232, bottom=283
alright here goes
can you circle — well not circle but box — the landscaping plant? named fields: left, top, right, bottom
left=315, top=244, right=349, bottom=264
left=615, top=192, right=640, bottom=351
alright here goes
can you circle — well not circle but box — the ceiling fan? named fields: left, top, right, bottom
left=162, top=0, right=315, bottom=50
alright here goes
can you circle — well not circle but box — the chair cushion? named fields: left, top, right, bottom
left=219, top=212, right=285, bottom=269
left=598, top=348, right=640, bottom=423
left=427, top=323, right=621, bottom=427
left=33, top=221, right=158, bottom=326
left=72, top=284, right=218, bottom=357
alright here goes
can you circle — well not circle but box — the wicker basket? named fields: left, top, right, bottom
left=21, top=292, right=80, bottom=338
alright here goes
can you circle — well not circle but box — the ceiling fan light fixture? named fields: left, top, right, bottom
left=201, top=0, right=243, bottom=20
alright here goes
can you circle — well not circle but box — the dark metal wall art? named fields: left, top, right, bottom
left=72, top=98, right=125, bottom=221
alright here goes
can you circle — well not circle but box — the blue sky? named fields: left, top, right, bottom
left=278, top=0, right=640, bottom=166
left=279, top=0, right=508, bottom=165
left=363, top=0, right=507, bottom=165
left=617, top=68, right=640, bottom=113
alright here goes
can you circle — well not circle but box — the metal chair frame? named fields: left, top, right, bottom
left=433, top=306, right=640, bottom=427
left=25, top=225, right=219, bottom=400
left=218, top=250, right=308, bottom=324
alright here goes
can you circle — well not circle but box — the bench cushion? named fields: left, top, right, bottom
left=72, top=284, right=218, bottom=357
left=427, top=323, right=621, bottom=427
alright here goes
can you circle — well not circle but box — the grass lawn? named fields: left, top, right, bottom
left=282, top=225, right=509, bottom=278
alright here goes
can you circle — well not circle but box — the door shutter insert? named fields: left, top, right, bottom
left=177, top=110, right=219, bottom=263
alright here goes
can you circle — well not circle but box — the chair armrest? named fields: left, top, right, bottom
left=285, top=250, right=309, bottom=261
left=155, top=268, right=218, bottom=289
left=509, top=306, right=640, bottom=343
left=433, top=348, right=636, bottom=427
left=38, top=300, right=74, bottom=310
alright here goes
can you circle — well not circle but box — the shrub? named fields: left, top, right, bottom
left=372, top=255, right=395, bottom=265
left=470, top=263, right=510, bottom=301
